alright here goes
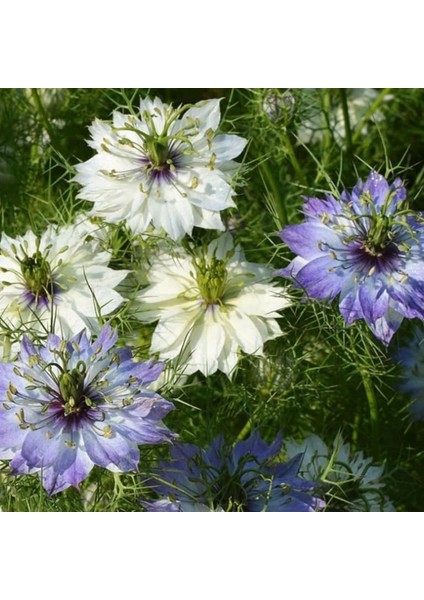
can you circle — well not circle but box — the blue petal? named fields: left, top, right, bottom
left=41, top=446, right=94, bottom=495
left=303, top=195, right=341, bottom=220
left=358, top=280, right=390, bottom=323
left=232, top=431, right=282, bottom=465
left=20, top=426, right=63, bottom=468
left=361, top=172, right=390, bottom=208
left=368, top=309, right=404, bottom=345
left=280, top=223, right=342, bottom=259
left=82, top=426, right=139, bottom=471
left=339, top=281, right=364, bottom=324
left=92, top=325, right=118, bottom=355
left=295, top=256, right=345, bottom=300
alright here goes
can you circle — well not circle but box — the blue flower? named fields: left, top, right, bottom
left=0, top=325, right=176, bottom=495
left=142, top=431, right=324, bottom=512
left=279, top=171, right=424, bottom=344
left=395, top=326, right=424, bottom=420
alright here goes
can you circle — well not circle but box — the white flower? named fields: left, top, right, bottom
left=0, top=222, right=129, bottom=338
left=135, top=232, right=291, bottom=377
left=298, top=88, right=392, bottom=146
left=285, top=434, right=394, bottom=512
left=74, top=97, right=247, bottom=241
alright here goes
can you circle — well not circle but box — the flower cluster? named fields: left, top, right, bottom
left=74, top=97, right=247, bottom=241
left=2, top=89, right=419, bottom=512
left=0, top=326, right=175, bottom=495
left=279, top=172, right=424, bottom=344
left=285, top=434, right=394, bottom=511
left=0, top=220, right=128, bottom=341
left=135, top=232, right=290, bottom=376
left=143, top=431, right=324, bottom=512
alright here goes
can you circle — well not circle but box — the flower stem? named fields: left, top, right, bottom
left=283, top=131, right=307, bottom=187
left=236, top=419, right=252, bottom=442
left=352, top=88, right=392, bottom=144
left=321, top=88, right=333, bottom=158
left=30, top=88, right=56, bottom=145
left=340, top=88, right=354, bottom=161
left=259, top=159, right=288, bottom=226
left=351, top=403, right=361, bottom=452
left=112, top=472, right=125, bottom=502
left=360, top=369, right=379, bottom=457
left=1, top=335, right=11, bottom=361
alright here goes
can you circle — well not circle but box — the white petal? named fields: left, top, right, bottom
left=179, top=99, right=221, bottom=137
left=192, top=207, right=225, bottom=231
left=189, top=309, right=226, bottom=376
left=147, top=188, right=194, bottom=240
left=212, top=134, right=248, bottom=162
left=228, top=284, right=291, bottom=317
left=150, top=308, right=199, bottom=357
left=224, top=310, right=267, bottom=355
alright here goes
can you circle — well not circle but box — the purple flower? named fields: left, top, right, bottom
left=0, top=325, right=176, bottom=495
left=142, top=431, right=324, bottom=512
left=279, top=171, right=424, bottom=344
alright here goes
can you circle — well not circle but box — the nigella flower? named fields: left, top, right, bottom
left=0, top=222, right=129, bottom=338
left=279, top=171, right=424, bottom=344
left=0, top=326, right=176, bottom=495
left=395, top=326, right=424, bottom=420
left=73, top=97, right=247, bottom=241
left=143, top=431, right=324, bottom=512
left=135, top=232, right=291, bottom=377
left=285, top=434, right=394, bottom=512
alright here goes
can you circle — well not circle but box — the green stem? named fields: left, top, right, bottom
left=235, top=419, right=252, bottom=442
left=352, top=88, right=392, bottom=144
left=259, top=158, right=288, bottom=226
left=113, top=472, right=125, bottom=500
left=1, top=335, right=11, bottom=362
left=351, top=405, right=360, bottom=452
left=321, top=88, right=333, bottom=157
left=360, top=369, right=379, bottom=457
left=340, top=88, right=354, bottom=161
left=361, top=371, right=378, bottom=423
left=30, top=88, right=57, bottom=145
left=283, top=131, right=307, bottom=187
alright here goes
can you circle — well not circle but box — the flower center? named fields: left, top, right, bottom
left=58, top=361, right=92, bottom=416
left=362, top=214, right=395, bottom=257
left=212, top=466, right=248, bottom=512
left=19, top=248, right=54, bottom=303
left=141, top=136, right=182, bottom=183
left=194, top=256, right=228, bottom=306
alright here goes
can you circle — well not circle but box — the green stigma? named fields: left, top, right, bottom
left=19, top=242, right=54, bottom=302
left=144, top=135, right=171, bottom=169
left=359, top=190, right=406, bottom=256
left=363, top=214, right=394, bottom=256
left=58, top=361, right=92, bottom=416
left=194, top=256, right=228, bottom=306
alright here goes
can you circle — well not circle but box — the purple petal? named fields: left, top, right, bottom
left=368, top=309, right=404, bottom=345
left=20, top=426, right=64, bottom=469
left=358, top=280, right=390, bottom=323
left=91, top=324, right=118, bottom=355
left=339, top=282, right=363, bottom=324
left=82, top=426, right=139, bottom=471
left=280, top=223, right=342, bottom=259
left=303, top=194, right=341, bottom=220
left=295, top=256, right=345, bottom=300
